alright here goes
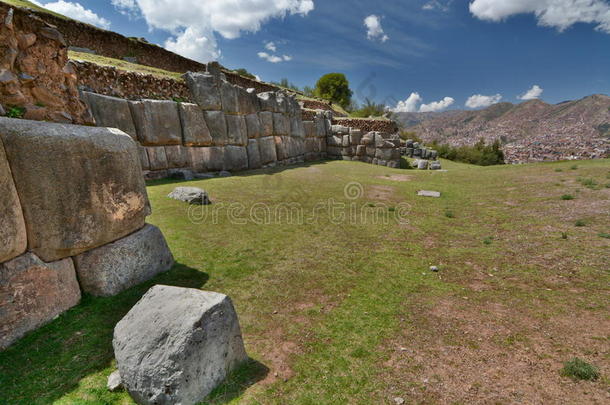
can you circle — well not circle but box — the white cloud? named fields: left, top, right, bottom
left=469, top=0, right=610, bottom=34
left=111, top=0, right=139, bottom=17
left=465, top=93, right=503, bottom=108
left=165, top=26, right=220, bottom=63
left=391, top=92, right=454, bottom=113
left=391, top=92, right=423, bottom=113
left=420, top=96, right=455, bottom=112
left=518, top=84, right=544, bottom=100
left=115, top=0, right=314, bottom=62
left=364, top=14, right=389, bottom=42
left=423, top=1, right=452, bottom=12
left=265, top=41, right=277, bottom=52
left=32, top=1, right=111, bottom=29
left=257, top=52, right=292, bottom=63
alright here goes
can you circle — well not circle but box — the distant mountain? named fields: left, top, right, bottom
left=394, top=95, right=610, bottom=163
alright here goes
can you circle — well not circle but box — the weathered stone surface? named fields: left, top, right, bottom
left=202, top=147, right=225, bottom=171
left=362, top=132, right=376, bottom=145
left=417, top=160, right=429, bottom=170
left=74, top=225, right=174, bottom=297
left=237, top=87, right=259, bottom=114
left=332, top=125, right=349, bottom=135
left=326, top=146, right=341, bottom=156
left=113, top=285, right=248, bottom=405
left=290, top=116, right=305, bottom=138
left=165, top=145, right=189, bottom=169
left=183, top=72, right=221, bottom=110
left=130, top=100, right=182, bottom=146
left=0, top=118, right=149, bottom=262
left=147, top=146, right=169, bottom=171
left=83, top=92, right=137, bottom=139
left=274, top=136, right=288, bottom=161
left=350, top=129, right=363, bottom=145
left=430, top=161, right=442, bottom=170
left=315, top=113, right=327, bottom=137
left=0, top=139, right=26, bottom=263
left=258, top=111, right=274, bottom=136
left=224, top=145, right=248, bottom=171
left=168, top=187, right=210, bottom=205
left=342, top=135, right=350, bottom=147
left=247, top=139, right=262, bottom=169
left=138, top=145, right=150, bottom=171
left=376, top=148, right=394, bottom=161
left=258, top=136, right=277, bottom=164
left=220, top=81, right=238, bottom=113
left=327, top=135, right=343, bottom=147
left=143, top=170, right=169, bottom=181
left=417, top=190, right=441, bottom=198
left=275, top=93, right=288, bottom=113
left=187, top=147, right=206, bottom=172
left=356, top=145, right=366, bottom=156
left=303, top=121, right=315, bottom=138
left=204, top=111, right=228, bottom=146
left=179, top=103, right=212, bottom=146
left=245, top=113, right=261, bottom=139
left=257, top=92, right=277, bottom=112
left=168, top=169, right=195, bottom=181
left=107, top=370, right=123, bottom=392
left=273, top=113, right=289, bottom=136
left=225, top=114, right=248, bottom=146
left=0, top=253, right=80, bottom=349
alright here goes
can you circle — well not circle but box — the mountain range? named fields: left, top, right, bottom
left=394, top=94, right=610, bottom=163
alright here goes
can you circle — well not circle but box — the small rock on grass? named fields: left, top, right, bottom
left=394, top=397, right=405, bottom=405
left=168, top=186, right=211, bottom=205
left=107, top=370, right=123, bottom=392
left=417, top=190, right=441, bottom=198
left=218, top=170, right=232, bottom=177
left=430, top=265, right=439, bottom=272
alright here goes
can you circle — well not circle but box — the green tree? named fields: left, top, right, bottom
left=314, top=73, right=352, bottom=108
left=233, top=68, right=256, bottom=79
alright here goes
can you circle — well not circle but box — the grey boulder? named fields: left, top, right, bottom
left=73, top=224, right=174, bottom=297
left=113, top=285, right=248, bottom=405
left=107, top=370, right=123, bottom=392
left=168, top=186, right=211, bottom=205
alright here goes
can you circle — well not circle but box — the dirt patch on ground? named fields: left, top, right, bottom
left=366, top=185, right=397, bottom=202
left=376, top=174, right=414, bottom=182
left=381, top=296, right=610, bottom=404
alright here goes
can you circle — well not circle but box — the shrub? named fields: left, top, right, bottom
left=560, top=358, right=600, bottom=381
left=555, top=168, right=563, bottom=172
left=561, top=194, right=574, bottom=200
left=233, top=68, right=256, bottom=79
left=574, top=220, right=586, bottom=227
left=561, top=232, right=568, bottom=240
left=570, top=165, right=578, bottom=170
left=6, top=106, right=25, bottom=119
left=579, top=178, right=598, bottom=189
left=483, top=237, right=493, bottom=245
left=350, top=98, right=387, bottom=118
left=314, top=73, right=352, bottom=109
left=445, top=210, right=455, bottom=218
left=430, top=138, right=504, bottom=166
left=598, top=232, right=610, bottom=239
left=399, top=157, right=412, bottom=169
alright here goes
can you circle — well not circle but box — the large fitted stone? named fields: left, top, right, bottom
left=83, top=92, right=137, bottom=139
left=315, top=113, right=327, bottom=137
left=245, top=113, right=261, bottom=139
left=225, top=114, right=248, bottom=146
left=74, top=224, right=174, bottom=297
left=0, top=118, right=149, bottom=262
left=220, top=81, right=238, bottom=113
left=0, top=253, right=80, bottom=349
left=204, top=111, right=228, bottom=146
left=130, top=100, right=182, bottom=146
left=224, top=145, right=248, bottom=171
left=0, top=138, right=26, bottom=263
left=113, top=285, right=248, bottom=405
left=187, top=147, right=206, bottom=172
left=202, top=147, right=225, bottom=171
left=183, top=72, right=221, bottom=110
left=274, top=136, right=288, bottom=161
left=247, top=139, right=261, bottom=169
left=290, top=117, right=305, bottom=138
left=138, top=145, right=150, bottom=171
left=303, top=121, right=315, bottom=138
left=259, top=111, right=274, bottom=136
left=179, top=103, right=212, bottom=146
left=165, top=145, right=189, bottom=168
left=237, top=88, right=259, bottom=114
left=258, top=136, right=277, bottom=164
left=257, top=92, right=277, bottom=112
left=146, top=146, right=169, bottom=171
left=273, top=113, right=289, bottom=136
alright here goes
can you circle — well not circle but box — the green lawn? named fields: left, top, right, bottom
left=1, top=159, right=608, bottom=404
left=1, top=0, right=68, bottom=19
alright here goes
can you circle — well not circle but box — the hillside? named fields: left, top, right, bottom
left=396, top=95, right=610, bottom=163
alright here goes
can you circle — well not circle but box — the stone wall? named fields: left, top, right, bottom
left=0, top=118, right=174, bottom=350
left=333, top=117, right=398, bottom=134
left=326, top=124, right=402, bottom=168
left=0, top=6, right=91, bottom=124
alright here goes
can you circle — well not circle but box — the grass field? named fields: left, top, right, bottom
left=0, top=158, right=608, bottom=404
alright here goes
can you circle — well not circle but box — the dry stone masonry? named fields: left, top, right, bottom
left=0, top=117, right=173, bottom=349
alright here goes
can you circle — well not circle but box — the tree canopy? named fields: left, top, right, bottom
left=314, top=73, right=352, bottom=108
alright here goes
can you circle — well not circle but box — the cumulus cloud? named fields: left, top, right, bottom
left=110, top=0, right=314, bottom=62
left=364, top=14, right=389, bottom=42
left=111, top=0, right=139, bottom=17
left=465, top=93, right=503, bottom=108
left=518, top=84, right=544, bottom=100
left=391, top=92, right=454, bottom=113
left=31, top=1, right=111, bottom=29
left=257, top=52, right=292, bottom=63
left=423, top=1, right=452, bottom=12
left=420, top=96, right=455, bottom=112
left=265, top=41, right=277, bottom=52
left=469, top=0, right=610, bottom=34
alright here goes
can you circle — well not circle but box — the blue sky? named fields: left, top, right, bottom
left=32, top=1, right=610, bottom=111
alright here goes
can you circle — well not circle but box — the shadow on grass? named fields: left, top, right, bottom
left=201, top=358, right=269, bottom=404
left=0, top=262, right=209, bottom=404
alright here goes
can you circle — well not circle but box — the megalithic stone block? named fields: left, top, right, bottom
left=245, top=113, right=261, bottom=139
left=224, top=145, right=248, bottom=171
left=0, top=253, right=81, bottom=349
left=0, top=136, right=26, bottom=263
left=183, top=72, right=222, bottom=111
left=74, top=224, right=174, bottom=297
left=203, top=111, right=228, bottom=146
left=247, top=139, right=262, bottom=169
left=258, top=111, right=274, bottom=137
left=83, top=92, right=137, bottom=140
left=129, top=100, right=182, bottom=146
left=258, top=136, right=277, bottom=164
left=179, top=103, right=213, bottom=146
left=0, top=118, right=150, bottom=262
left=225, top=114, right=248, bottom=146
